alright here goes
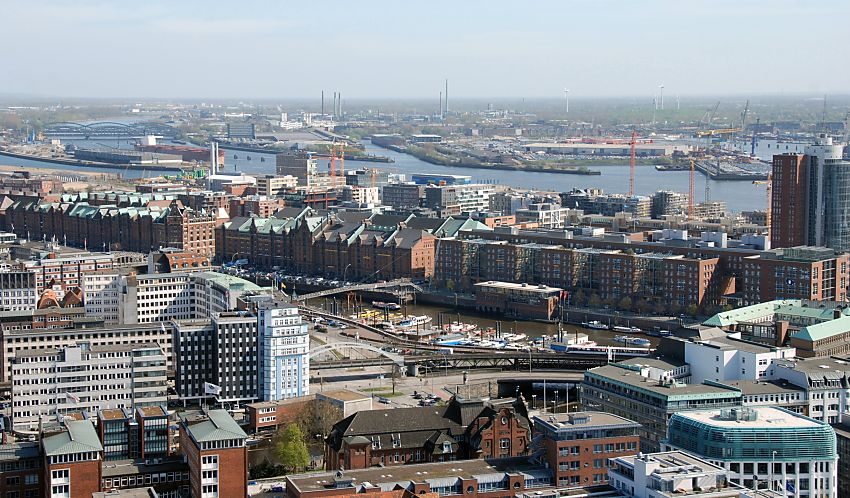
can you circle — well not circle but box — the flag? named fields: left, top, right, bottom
left=204, top=382, right=222, bottom=396
left=66, top=392, right=80, bottom=404
left=786, top=482, right=795, bottom=494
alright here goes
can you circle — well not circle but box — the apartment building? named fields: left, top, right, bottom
left=255, top=174, right=298, bottom=197
left=11, top=343, right=168, bottom=429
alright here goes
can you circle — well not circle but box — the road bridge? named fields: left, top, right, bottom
left=309, top=341, right=405, bottom=367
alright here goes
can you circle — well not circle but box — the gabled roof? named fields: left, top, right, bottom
left=42, top=420, right=103, bottom=456
left=792, top=316, right=850, bottom=342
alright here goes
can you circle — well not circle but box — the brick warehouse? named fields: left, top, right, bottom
left=2, top=193, right=216, bottom=258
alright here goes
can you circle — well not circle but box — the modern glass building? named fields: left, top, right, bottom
left=804, top=136, right=850, bottom=253
left=666, top=406, right=837, bottom=497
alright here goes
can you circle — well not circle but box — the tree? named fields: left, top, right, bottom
left=686, top=304, right=699, bottom=318
left=276, top=424, right=310, bottom=473
left=618, top=297, right=633, bottom=311
left=294, top=399, right=343, bottom=443
left=588, top=293, right=602, bottom=308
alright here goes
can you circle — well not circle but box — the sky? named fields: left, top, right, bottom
left=2, top=0, right=850, bottom=100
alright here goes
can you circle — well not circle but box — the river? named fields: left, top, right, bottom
left=0, top=138, right=766, bottom=212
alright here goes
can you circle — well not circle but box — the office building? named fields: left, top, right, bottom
left=0, top=270, right=37, bottom=311
left=666, top=407, right=837, bottom=496
left=255, top=174, right=298, bottom=197
left=514, top=203, right=572, bottom=228
left=43, top=419, right=104, bottom=498
left=0, top=443, right=41, bottom=498
left=346, top=169, right=390, bottom=189
left=179, top=410, right=248, bottom=498
left=608, top=451, right=742, bottom=498
left=580, top=363, right=742, bottom=451
left=82, top=270, right=122, bottom=324
left=773, top=356, right=850, bottom=424
left=97, top=406, right=170, bottom=462
left=226, top=122, right=255, bottom=139
left=382, top=183, right=423, bottom=209
left=257, top=301, right=310, bottom=401
left=11, top=343, right=168, bottom=429
left=770, top=154, right=808, bottom=248
left=245, top=395, right=316, bottom=433
left=276, top=152, right=318, bottom=186
left=173, top=312, right=259, bottom=404
left=533, top=411, right=640, bottom=487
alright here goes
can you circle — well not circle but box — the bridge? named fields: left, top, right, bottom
left=43, top=121, right=178, bottom=139
left=293, top=279, right=423, bottom=302
left=310, top=351, right=611, bottom=371
left=309, top=341, right=405, bottom=367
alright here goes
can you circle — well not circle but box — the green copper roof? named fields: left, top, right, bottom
left=42, top=420, right=103, bottom=456
left=184, top=410, right=247, bottom=443
left=792, top=316, right=850, bottom=342
left=196, top=271, right=264, bottom=292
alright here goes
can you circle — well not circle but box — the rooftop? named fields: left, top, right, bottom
left=474, top=281, right=562, bottom=293
left=317, top=389, right=370, bottom=402
left=286, top=457, right=546, bottom=494
left=0, top=442, right=40, bottom=462
left=533, top=411, right=639, bottom=432
left=585, top=364, right=740, bottom=402
left=182, top=409, right=248, bottom=444
left=673, top=406, right=822, bottom=429
left=42, top=419, right=103, bottom=456
left=719, top=379, right=805, bottom=396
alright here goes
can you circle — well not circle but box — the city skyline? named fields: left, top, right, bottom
left=3, top=0, right=850, bottom=99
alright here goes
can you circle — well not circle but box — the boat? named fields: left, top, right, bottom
left=444, top=321, right=477, bottom=334
left=396, top=315, right=432, bottom=328
left=646, top=329, right=672, bottom=337
left=502, top=333, right=527, bottom=342
left=612, top=326, right=643, bottom=334
left=372, top=301, right=402, bottom=311
left=630, top=337, right=652, bottom=347
left=582, top=321, right=609, bottom=330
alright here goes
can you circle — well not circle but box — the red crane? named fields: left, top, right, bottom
left=629, top=130, right=637, bottom=196
left=329, top=142, right=338, bottom=178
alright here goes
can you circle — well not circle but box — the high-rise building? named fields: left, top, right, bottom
left=665, top=406, right=837, bottom=497
left=276, top=152, right=318, bottom=186
left=771, top=136, right=850, bottom=252
left=771, top=153, right=808, bottom=248
left=257, top=300, right=310, bottom=401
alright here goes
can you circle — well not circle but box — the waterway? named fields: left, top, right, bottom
left=0, top=138, right=767, bottom=212
left=309, top=297, right=662, bottom=349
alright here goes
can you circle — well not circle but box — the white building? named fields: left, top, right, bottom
left=257, top=300, right=309, bottom=401
left=515, top=202, right=572, bottom=228
left=678, top=331, right=796, bottom=384
left=609, top=450, right=745, bottom=498
left=81, top=270, right=122, bottom=324
left=665, top=407, right=838, bottom=497
left=0, top=271, right=37, bottom=311
left=11, top=343, right=167, bottom=429
left=774, top=356, right=850, bottom=424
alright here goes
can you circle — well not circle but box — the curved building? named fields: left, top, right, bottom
left=666, top=406, right=837, bottom=497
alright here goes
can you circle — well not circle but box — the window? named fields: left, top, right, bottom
left=499, top=438, right=510, bottom=449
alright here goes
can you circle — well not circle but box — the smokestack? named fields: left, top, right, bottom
left=339, top=93, right=342, bottom=118
left=445, top=79, right=449, bottom=114
left=321, top=91, right=324, bottom=117
left=333, top=92, right=337, bottom=119
left=439, top=91, right=443, bottom=119
left=210, top=141, right=218, bottom=175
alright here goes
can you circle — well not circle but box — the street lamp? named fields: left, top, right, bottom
left=554, top=390, right=559, bottom=413
left=531, top=394, right=537, bottom=409
left=343, top=263, right=352, bottom=282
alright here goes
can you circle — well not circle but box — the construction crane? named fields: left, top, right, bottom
left=328, top=141, right=338, bottom=178
left=339, top=143, right=345, bottom=179
left=688, top=158, right=695, bottom=221
left=628, top=130, right=636, bottom=196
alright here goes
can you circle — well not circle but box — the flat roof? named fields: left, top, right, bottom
left=533, top=411, right=640, bottom=432
left=674, top=406, right=822, bottom=429
left=720, top=380, right=805, bottom=396
left=585, top=364, right=740, bottom=401
left=619, top=357, right=687, bottom=370
left=317, top=389, right=370, bottom=402
left=690, top=335, right=782, bottom=354
left=286, top=457, right=545, bottom=494
left=101, top=457, right=187, bottom=477
left=614, top=450, right=723, bottom=472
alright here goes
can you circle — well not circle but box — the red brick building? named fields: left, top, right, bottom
left=180, top=409, right=248, bottom=498
left=770, top=153, right=808, bottom=249
left=533, top=411, right=640, bottom=488
left=245, top=395, right=316, bottom=433
left=0, top=442, right=42, bottom=498
left=324, top=397, right=530, bottom=471
left=42, top=419, right=104, bottom=498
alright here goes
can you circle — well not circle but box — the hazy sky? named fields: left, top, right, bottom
left=3, top=0, right=849, bottom=100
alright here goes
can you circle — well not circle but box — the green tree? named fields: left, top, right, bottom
left=276, top=424, right=310, bottom=472
left=588, top=293, right=602, bottom=308
left=686, top=304, right=699, bottom=318
left=618, top=297, right=633, bottom=311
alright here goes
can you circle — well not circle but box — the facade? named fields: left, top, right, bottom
left=324, top=397, right=530, bottom=471
left=179, top=410, right=248, bottom=498
left=561, top=190, right=652, bottom=218
left=666, top=407, right=837, bottom=496
left=580, top=363, right=742, bottom=451
left=245, top=395, right=316, bottom=433
left=771, top=154, right=808, bottom=248
left=674, top=333, right=796, bottom=384
left=804, top=136, right=850, bottom=253
left=0, top=270, right=37, bottom=311
left=43, top=420, right=104, bottom=498
left=382, top=184, right=423, bottom=209
left=82, top=270, right=122, bottom=324
left=276, top=152, right=318, bottom=185
left=257, top=301, right=310, bottom=401
left=424, top=184, right=495, bottom=217
left=255, top=174, right=299, bottom=197
left=514, top=203, right=572, bottom=228
left=11, top=343, right=168, bottom=429
left=21, top=251, right=116, bottom=294
left=772, top=356, right=850, bottom=424
left=226, top=122, right=255, bottom=139
left=533, top=412, right=640, bottom=488
left=316, top=389, right=374, bottom=417
left=0, top=443, right=42, bottom=498
left=474, top=281, right=562, bottom=321
left=0, top=322, right=174, bottom=384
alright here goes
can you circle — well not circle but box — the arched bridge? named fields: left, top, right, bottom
left=309, top=341, right=405, bottom=367
left=43, top=121, right=178, bottom=139
left=293, top=279, right=423, bottom=302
